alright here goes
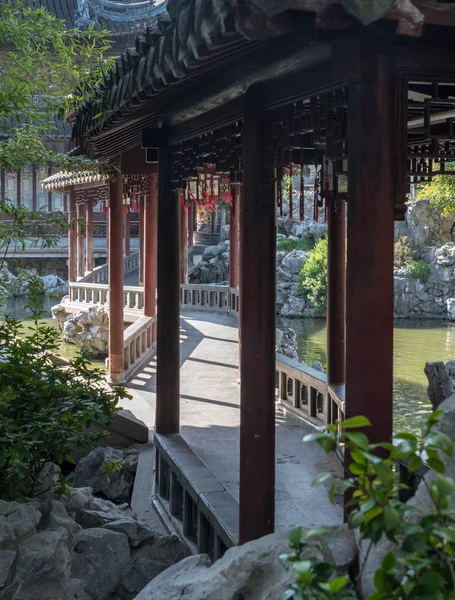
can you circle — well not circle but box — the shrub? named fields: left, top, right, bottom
left=394, top=236, right=413, bottom=268
left=281, top=412, right=455, bottom=599
left=0, top=277, right=128, bottom=500
left=277, top=237, right=315, bottom=253
left=409, top=259, right=431, bottom=284
left=298, top=237, right=328, bottom=311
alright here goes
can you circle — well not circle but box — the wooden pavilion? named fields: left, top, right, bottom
left=65, top=0, right=455, bottom=549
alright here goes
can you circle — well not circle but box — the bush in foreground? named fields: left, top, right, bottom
left=0, top=277, right=128, bottom=500
left=281, top=412, right=455, bottom=599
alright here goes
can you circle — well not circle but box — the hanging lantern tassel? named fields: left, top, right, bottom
left=299, top=152, right=304, bottom=222
left=289, top=163, right=293, bottom=221
left=100, top=200, right=105, bottom=215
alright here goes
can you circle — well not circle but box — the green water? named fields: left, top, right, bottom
left=277, top=317, right=455, bottom=435
left=2, top=297, right=105, bottom=370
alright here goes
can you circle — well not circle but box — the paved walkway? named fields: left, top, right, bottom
left=123, top=310, right=343, bottom=531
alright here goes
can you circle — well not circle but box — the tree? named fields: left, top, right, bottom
left=0, top=0, right=113, bottom=171
left=418, top=175, right=455, bottom=216
left=0, top=2, right=125, bottom=499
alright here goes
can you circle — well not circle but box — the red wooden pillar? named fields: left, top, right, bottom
left=327, top=172, right=346, bottom=388
left=108, top=159, right=124, bottom=383
left=229, top=186, right=239, bottom=289
left=345, top=50, right=395, bottom=448
left=124, top=210, right=131, bottom=257
left=85, top=200, right=94, bottom=273
left=144, top=172, right=158, bottom=339
left=68, top=187, right=77, bottom=282
left=139, top=197, right=145, bottom=284
left=156, top=134, right=180, bottom=434
left=239, top=86, right=276, bottom=543
left=76, top=201, right=85, bottom=278
left=187, top=202, right=194, bottom=248
left=180, top=203, right=188, bottom=285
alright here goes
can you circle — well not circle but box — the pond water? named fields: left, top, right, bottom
left=277, top=317, right=455, bottom=435
left=2, top=297, right=105, bottom=370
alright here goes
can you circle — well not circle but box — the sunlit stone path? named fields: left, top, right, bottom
left=123, top=310, right=343, bottom=532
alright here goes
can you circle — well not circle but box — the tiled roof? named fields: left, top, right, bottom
left=41, top=170, right=108, bottom=190
left=72, top=0, right=455, bottom=149
left=19, top=0, right=167, bottom=35
left=72, top=0, right=242, bottom=146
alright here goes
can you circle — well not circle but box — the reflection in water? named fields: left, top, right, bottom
left=2, top=297, right=105, bottom=371
left=277, top=317, right=455, bottom=435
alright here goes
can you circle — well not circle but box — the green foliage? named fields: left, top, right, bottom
left=280, top=527, right=356, bottom=599
left=0, top=279, right=129, bottom=500
left=282, top=412, right=455, bottom=599
left=418, top=175, right=455, bottom=217
left=277, top=237, right=315, bottom=253
left=409, top=259, right=432, bottom=284
left=298, top=237, right=328, bottom=312
left=0, top=0, right=113, bottom=174
left=394, top=236, right=413, bottom=269
left=101, top=459, right=125, bottom=483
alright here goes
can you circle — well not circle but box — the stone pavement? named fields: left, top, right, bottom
left=124, top=310, right=343, bottom=531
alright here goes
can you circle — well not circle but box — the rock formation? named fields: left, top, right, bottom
left=69, top=446, right=139, bottom=504
left=53, top=304, right=109, bottom=357
left=0, top=488, right=189, bottom=600
left=0, top=263, right=68, bottom=299
left=134, top=527, right=357, bottom=600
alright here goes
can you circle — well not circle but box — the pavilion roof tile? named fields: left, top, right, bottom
left=41, top=170, right=108, bottom=190
left=71, top=0, right=455, bottom=150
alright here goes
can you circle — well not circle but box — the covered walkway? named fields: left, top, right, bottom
left=123, top=310, right=342, bottom=534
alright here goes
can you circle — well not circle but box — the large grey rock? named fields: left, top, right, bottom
left=58, top=305, right=109, bottom=357
left=424, top=360, right=455, bottom=408
left=70, top=528, right=131, bottom=599
left=0, top=500, right=41, bottom=544
left=276, top=328, right=299, bottom=361
left=69, top=446, right=139, bottom=504
left=35, top=462, right=61, bottom=496
left=10, top=528, right=71, bottom=600
left=135, top=528, right=356, bottom=600
left=118, top=535, right=190, bottom=599
left=281, top=250, right=308, bottom=274
left=0, top=550, right=16, bottom=588
left=405, top=199, right=455, bottom=250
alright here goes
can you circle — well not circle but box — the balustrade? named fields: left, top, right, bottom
left=275, top=353, right=342, bottom=428
left=123, top=316, right=154, bottom=380
left=181, top=284, right=229, bottom=311
left=154, top=433, right=237, bottom=558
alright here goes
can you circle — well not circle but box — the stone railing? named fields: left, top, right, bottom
left=81, top=263, right=109, bottom=285
left=229, top=286, right=239, bottom=314
left=123, top=316, right=155, bottom=380
left=181, top=284, right=229, bottom=312
left=77, top=251, right=140, bottom=285
left=276, top=353, right=338, bottom=427
left=69, top=282, right=144, bottom=316
left=69, top=282, right=109, bottom=305
left=154, top=433, right=237, bottom=559
left=123, top=286, right=144, bottom=311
